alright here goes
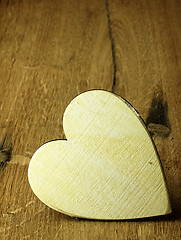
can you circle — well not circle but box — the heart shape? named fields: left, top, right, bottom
left=28, top=90, right=171, bottom=219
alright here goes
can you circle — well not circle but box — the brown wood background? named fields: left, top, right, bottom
left=0, top=0, right=180, bottom=239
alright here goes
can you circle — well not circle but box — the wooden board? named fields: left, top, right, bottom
left=0, top=0, right=180, bottom=239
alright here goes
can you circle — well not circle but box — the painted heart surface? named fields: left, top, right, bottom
left=28, top=90, right=171, bottom=219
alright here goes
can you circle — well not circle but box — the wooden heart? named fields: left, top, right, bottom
left=28, top=90, right=171, bottom=219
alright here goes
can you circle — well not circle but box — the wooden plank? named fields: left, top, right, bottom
left=0, top=0, right=114, bottom=239
left=108, top=0, right=181, bottom=238
left=0, top=0, right=113, bottom=154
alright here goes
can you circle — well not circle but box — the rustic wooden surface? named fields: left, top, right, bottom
left=0, top=0, right=180, bottom=239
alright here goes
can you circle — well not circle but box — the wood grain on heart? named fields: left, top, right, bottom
left=28, top=90, right=171, bottom=220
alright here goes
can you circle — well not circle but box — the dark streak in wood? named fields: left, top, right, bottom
left=6, top=0, right=9, bottom=7
left=146, top=92, right=171, bottom=137
left=105, top=0, right=117, bottom=93
left=0, top=131, right=12, bottom=170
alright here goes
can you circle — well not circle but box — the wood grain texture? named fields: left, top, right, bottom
left=0, top=0, right=180, bottom=239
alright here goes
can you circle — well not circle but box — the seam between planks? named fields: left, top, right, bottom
left=105, top=0, right=117, bottom=93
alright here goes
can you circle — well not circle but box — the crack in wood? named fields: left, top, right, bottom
left=105, top=0, right=117, bottom=93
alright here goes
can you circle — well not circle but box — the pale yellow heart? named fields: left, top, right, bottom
left=28, top=90, right=171, bottom=219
